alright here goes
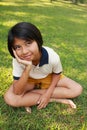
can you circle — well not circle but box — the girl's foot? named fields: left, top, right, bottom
left=25, top=107, right=32, bottom=113
left=67, top=100, right=76, bottom=109
left=50, top=98, right=76, bottom=109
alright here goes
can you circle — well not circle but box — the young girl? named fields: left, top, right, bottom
left=4, top=22, right=82, bottom=113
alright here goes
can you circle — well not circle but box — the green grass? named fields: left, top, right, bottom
left=0, top=0, right=87, bottom=129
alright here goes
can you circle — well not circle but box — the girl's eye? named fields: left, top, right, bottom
left=26, top=40, right=33, bottom=45
left=27, top=42, right=31, bottom=44
left=14, top=45, right=21, bottom=50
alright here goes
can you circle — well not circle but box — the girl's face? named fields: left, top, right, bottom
left=13, top=38, right=41, bottom=65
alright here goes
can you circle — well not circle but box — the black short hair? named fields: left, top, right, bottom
left=7, top=22, right=43, bottom=58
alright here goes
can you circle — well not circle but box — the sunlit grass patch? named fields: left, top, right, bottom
left=0, top=0, right=87, bottom=129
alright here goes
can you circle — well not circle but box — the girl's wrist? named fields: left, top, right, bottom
left=25, top=64, right=32, bottom=71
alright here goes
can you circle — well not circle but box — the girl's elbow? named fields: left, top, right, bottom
left=13, top=87, right=23, bottom=95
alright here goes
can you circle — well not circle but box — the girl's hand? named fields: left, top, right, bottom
left=37, top=93, right=50, bottom=110
left=13, top=49, right=32, bottom=66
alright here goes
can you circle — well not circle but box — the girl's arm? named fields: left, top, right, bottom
left=37, top=73, right=61, bottom=109
left=13, top=65, right=31, bottom=95
left=46, top=73, right=61, bottom=95
left=12, top=50, right=32, bottom=95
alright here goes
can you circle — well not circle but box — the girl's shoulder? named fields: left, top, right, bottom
left=43, top=46, right=55, bottom=53
left=43, top=46, right=59, bottom=56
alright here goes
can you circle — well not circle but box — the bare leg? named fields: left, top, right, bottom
left=25, top=98, right=76, bottom=113
left=32, top=77, right=82, bottom=99
left=31, top=89, right=76, bottom=109
left=4, top=85, right=42, bottom=113
left=4, top=77, right=82, bottom=113
left=4, top=85, right=41, bottom=107
left=50, top=98, right=76, bottom=109
left=31, top=76, right=82, bottom=109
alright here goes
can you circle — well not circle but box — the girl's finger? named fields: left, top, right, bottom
left=12, top=49, right=18, bottom=58
left=12, top=49, right=22, bottom=63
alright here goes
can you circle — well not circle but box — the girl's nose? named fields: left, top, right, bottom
left=22, top=47, right=29, bottom=54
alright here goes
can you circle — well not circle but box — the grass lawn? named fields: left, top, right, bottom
left=0, top=0, right=87, bottom=129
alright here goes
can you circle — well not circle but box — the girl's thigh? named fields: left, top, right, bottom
left=51, top=76, right=82, bottom=98
left=57, top=76, right=82, bottom=90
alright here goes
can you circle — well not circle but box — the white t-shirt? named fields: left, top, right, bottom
left=13, top=46, right=63, bottom=80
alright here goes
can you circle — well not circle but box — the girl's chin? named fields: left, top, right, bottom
left=24, top=59, right=31, bottom=61
left=20, top=57, right=31, bottom=61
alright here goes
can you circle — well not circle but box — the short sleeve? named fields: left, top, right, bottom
left=48, top=49, right=63, bottom=74
left=12, top=58, right=25, bottom=79
left=52, top=54, right=63, bottom=74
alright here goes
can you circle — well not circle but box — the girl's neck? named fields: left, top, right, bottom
left=32, top=51, right=42, bottom=66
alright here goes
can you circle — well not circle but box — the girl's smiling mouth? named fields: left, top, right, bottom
left=21, top=54, right=32, bottom=61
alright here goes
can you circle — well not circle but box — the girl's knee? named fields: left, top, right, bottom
left=71, top=84, right=83, bottom=98
left=4, top=91, right=20, bottom=107
left=77, top=84, right=83, bottom=95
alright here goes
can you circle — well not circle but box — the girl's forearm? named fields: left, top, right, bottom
left=13, top=65, right=31, bottom=95
left=46, top=73, right=61, bottom=97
